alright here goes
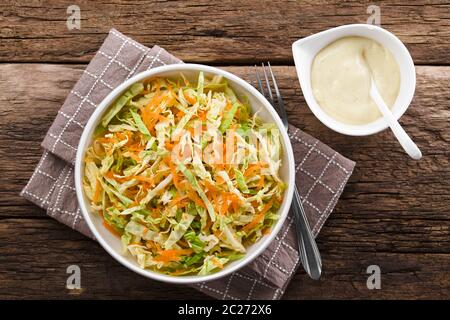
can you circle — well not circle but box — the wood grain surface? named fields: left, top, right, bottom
left=0, top=63, right=449, bottom=299
left=1, top=1, right=449, bottom=64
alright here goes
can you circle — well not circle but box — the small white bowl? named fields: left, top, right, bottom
left=74, top=64, right=295, bottom=284
left=292, top=24, right=416, bottom=136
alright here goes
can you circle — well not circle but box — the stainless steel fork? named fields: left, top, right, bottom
left=254, top=62, right=322, bottom=280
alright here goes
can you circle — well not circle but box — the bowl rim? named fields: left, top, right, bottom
left=292, top=23, right=416, bottom=136
left=74, top=63, right=295, bottom=284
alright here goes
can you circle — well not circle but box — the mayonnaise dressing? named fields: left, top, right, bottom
left=311, top=36, right=400, bottom=125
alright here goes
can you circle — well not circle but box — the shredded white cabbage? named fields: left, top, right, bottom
left=83, top=73, right=285, bottom=276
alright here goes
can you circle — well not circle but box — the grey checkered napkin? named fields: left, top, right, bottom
left=21, top=29, right=355, bottom=300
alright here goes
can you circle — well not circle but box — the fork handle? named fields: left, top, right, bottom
left=292, top=186, right=322, bottom=280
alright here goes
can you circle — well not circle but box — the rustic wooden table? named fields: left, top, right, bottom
left=1, top=1, right=449, bottom=299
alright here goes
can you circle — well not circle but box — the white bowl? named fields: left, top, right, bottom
left=292, top=24, right=416, bottom=136
left=74, top=64, right=295, bottom=284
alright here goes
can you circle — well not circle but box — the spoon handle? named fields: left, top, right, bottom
left=370, top=82, right=422, bottom=160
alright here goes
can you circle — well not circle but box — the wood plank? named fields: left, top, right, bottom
left=1, top=1, right=449, bottom=64
left=285, top=252, right=450, bottom=299
left=0, top=218, right=448, bottom=299
left=1, top=64, right=449, bottom=215
left=0, top=64, right=85, bottom=216
left=0, top=64, right=449, bottom=298
left=0, top=218, right=208, bottom=299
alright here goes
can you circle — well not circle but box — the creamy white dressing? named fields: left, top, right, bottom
left=311, top=36, right=400, bottom=125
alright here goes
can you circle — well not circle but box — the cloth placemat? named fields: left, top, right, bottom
left=21, top=29, right=355, bottom=300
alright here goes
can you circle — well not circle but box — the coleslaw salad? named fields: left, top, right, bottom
left=75, top=64, right=295, bottom=284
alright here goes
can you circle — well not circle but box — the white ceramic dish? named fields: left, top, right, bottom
left=74, top=64, right=295, bottom=284
left=292, top=24, right=416, bottom=136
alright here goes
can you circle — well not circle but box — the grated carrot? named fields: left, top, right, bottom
left=154, top=248, right=193, bottom=263
left=102, top=220, right=122, bottom=237
left=184, top=91, right=197, bottom=105
left=242, top=200, right=273, bottom=232
left=187, top=189, right=206, bottom=208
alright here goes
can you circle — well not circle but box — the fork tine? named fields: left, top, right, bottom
left=267, top=62, right=289, bottom=129
left=261, top=63, right=274, bottom=105
left=254, top=65, right=264, bottom=96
